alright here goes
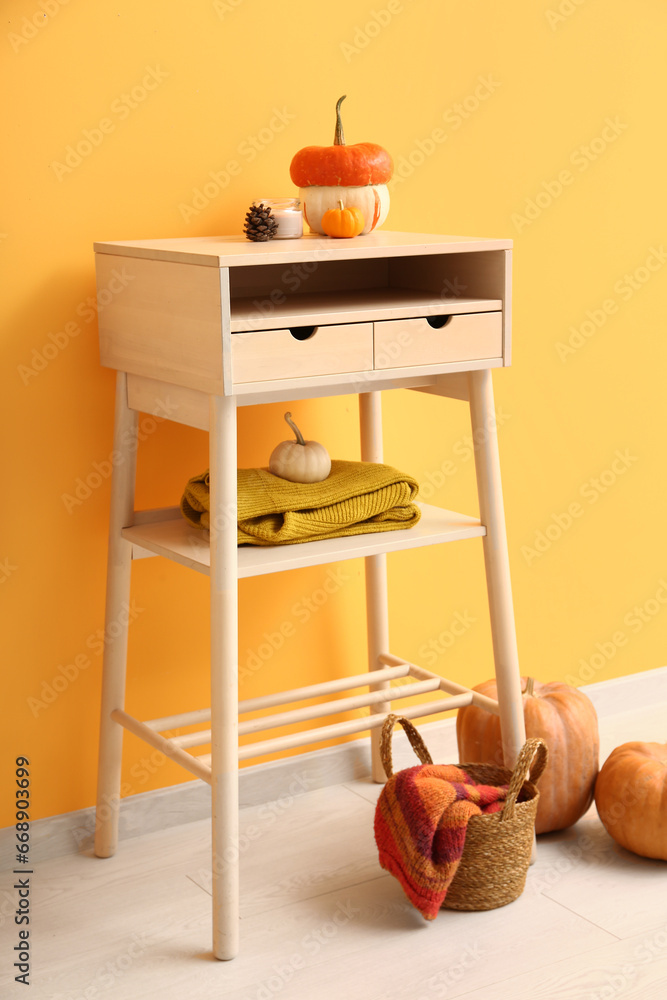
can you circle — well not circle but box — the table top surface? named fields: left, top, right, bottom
left=93, top=230, right=513, bottom=268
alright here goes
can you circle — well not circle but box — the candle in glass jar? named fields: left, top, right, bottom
left=253, top=198, right=303, bottom=239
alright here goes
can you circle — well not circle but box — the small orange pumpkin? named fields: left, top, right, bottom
left=456, top=676, right=599, bottom=834
left=594, top=740, right=667, bottom=859
left=321, top=199, right=365, bottom=239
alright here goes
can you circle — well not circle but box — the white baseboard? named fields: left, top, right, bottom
left=5, top=666, right=666, bottom=864
left=578, top=663, right=667, bottom=716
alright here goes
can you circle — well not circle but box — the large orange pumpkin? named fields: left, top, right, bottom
left=595, top=741, right=667, bottom=859
left=456, top=677, right=599, bottom=834
left=289, top=95, right=393, bottom=235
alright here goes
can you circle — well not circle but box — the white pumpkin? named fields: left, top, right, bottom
left=300, top=184, right=390, bottom=236
left=269, top=413, right=331, bottom=484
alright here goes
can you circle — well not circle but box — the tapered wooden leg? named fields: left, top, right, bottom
left=468, top=370, right=526, bottom=770
left=359, top=392, right=391, bottom=783
left=209, top=393, right=240, bottom=960
left=95, top=373, right=138, bottom=859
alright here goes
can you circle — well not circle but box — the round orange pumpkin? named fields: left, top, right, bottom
left=594, top=741, right=667, bottom=859
left=321, top=200, right=365, bottom=239
left=456, top=677, right=599, bottom=834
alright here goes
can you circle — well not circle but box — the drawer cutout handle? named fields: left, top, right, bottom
left=425, top=315, right=453, bottom=329
left=289, top=326, right=317, bottom=341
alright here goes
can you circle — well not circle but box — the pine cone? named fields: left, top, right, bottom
left=243, top=203, right=278, bottom=242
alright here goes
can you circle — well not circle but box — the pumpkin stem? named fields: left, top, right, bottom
left=337, top=199, right=344, bottom=211
left=524, top=677, right=535, bottom=697
left=284, top=411, right=306, bottom=446
left=334, top=95, right=346, bottom=146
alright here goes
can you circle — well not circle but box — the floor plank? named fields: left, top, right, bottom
left=15, top=872, right=617, bottom=1000
left=186, top=784, right=380, bottom=915
left=451, top=924, right=667, bottom=1000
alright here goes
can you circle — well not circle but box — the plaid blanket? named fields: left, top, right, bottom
left=374, top=763, right=508, bottom=919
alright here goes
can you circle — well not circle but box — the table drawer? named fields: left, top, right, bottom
left=374, top=311, right=502, bottom=369
left=232, top=322, right=373, bottom=384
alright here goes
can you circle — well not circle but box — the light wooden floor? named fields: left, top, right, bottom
left=4, top=698, right=667, bottom=1000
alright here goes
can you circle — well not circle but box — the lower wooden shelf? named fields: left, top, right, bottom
left=123, top=502, right=486, bottom=578
left=111, top=654, right=500, bottom=777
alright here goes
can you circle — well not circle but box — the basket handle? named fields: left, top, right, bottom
left=499, top=737, right=549, bottom=823
left=379, top=714, right=433, bottom=778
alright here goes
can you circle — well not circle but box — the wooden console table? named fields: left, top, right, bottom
left=92, top=230, right=526, bottom=960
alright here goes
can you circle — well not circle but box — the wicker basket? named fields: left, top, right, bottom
left=379, top=714, right=548, bottom=912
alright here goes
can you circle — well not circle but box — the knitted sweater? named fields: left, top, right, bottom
left=180, top=460, right=420, bottom=545
left=374, top=763, right=508, bottom=919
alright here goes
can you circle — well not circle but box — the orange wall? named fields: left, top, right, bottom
left=3, top=0, right=666, bottom=825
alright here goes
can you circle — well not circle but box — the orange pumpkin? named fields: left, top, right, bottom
left=290, top=95, right=392, bottom=187
left=290, top=96, right=392, bottom=235
left=321, top=200, right=365, bottom=239
left=456, top=677, right=599, bottom=834
left=595, top=741, right=667, bottom=859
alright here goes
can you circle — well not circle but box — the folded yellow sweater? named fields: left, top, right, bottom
left=180, top=460, right=421, bottom=546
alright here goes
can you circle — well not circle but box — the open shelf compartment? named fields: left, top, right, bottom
left=228, top=248, right=509, bottom=333
left=230, top=287, right=502, bottom=333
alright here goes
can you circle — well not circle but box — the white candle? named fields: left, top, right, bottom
left=254, top=198, right=303, bottom=239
